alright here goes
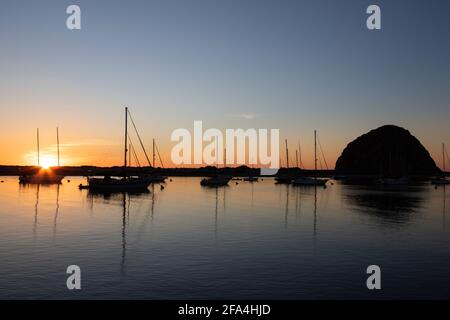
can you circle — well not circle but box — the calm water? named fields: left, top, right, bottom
left=0, top=176, right=449, bottom=299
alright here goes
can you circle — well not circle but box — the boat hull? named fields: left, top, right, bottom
left=274, top=176, right=293, bottom=184
left=140, top=175, right=167, bottom=183
left=85, top=177, right=151, bottom=191
left=200, top=176, right=231, bottom=186
left=19, top=175, right=64, bottom=184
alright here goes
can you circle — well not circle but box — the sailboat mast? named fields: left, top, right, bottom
left=129, top=143, right=132, bottom=167
left=295, top=150, right=299, bottom=168
left=216, top=138, right=219, bottom=168
left=56, top=127, right=60, bottom=167
left=285, top=139, right=289, bottom=168
left=153, top=138, right=156, bottom=168
left=124, top=107, right=128, bottom=169
left=443, top=143, right=446, bottom=173
left=314, top=130, right=317, bottom=175
left=37, top=128, right=40, bottom=167
left=298, top=140, right=302, bottom=169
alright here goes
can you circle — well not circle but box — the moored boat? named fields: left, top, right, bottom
left=19, top=170, right=64, bottom=184
left=19, top=127, right=65, bottom=184
left=82, top=107, right=151, bottom=191
left=84, top=176, right=150, bottom=191
left=140, top=174, right=167, bottom=183
left=274, top=175, right=293, bottom=184
left=200, top=175, right=231, bottom=186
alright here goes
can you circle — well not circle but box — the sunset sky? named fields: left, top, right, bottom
left=1, top=0, right=449, bottom=169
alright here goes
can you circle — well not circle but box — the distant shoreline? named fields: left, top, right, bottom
left=0, top=165, right=447, bottom=178
left=0, top=165, right=333, bottom=177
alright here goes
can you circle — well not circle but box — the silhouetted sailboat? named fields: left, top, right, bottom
left=293, top=130, right=328, bottom=186
left=19, top=128, right=64, bottom=184
left=432, top=143, right=450, bottom=185
left=140, top=138, right=167, bottom=183
left=200, top=139, right=231, bottom=186
left=275, top=139, right=295, bottom=184
left=82, top=107, right=151, bottom=191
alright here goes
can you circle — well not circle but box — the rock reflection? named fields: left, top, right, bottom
left=343, top=185, right=428, bottom=226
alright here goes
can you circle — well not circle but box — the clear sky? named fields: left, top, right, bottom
left=1, top=0, right=449, bottom=168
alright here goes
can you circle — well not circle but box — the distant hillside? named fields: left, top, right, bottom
left=335, top=125, right=439, bottom=176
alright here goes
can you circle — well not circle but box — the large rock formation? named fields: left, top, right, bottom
left=335, top=125, right=439, bottom=175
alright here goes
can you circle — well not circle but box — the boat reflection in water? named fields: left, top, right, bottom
left=18, top=183, right=61, bottom=241
left=2, top=177, right=450, bottom=298
left=85, top=187, right=153, bottom=275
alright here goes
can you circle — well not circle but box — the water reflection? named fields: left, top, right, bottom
left=278, top=183, right=320, bottom=238
left=53, top=184, right=60, bottom=240
left=343, top=185, right=427, bottom=226
left=438, top=185, right=447, bottom=231
left=2, top=177, right=450, bottom=299
left=19, top=183, right=60, bottom=241
left=85, top=188, right=152, bottom=275
left=33, top=184, right=40, bottom=240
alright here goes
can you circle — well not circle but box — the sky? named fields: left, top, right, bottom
left=0, top=0, right=449, bottom=168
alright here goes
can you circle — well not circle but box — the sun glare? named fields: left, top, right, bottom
left=40, top=157, right=58, bottom=169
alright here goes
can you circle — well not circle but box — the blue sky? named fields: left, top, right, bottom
left=0, top=0, right=449, bottom=167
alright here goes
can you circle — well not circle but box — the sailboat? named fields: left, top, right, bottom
left=243, top=159, right=259, bottom=182
left=137, top=139, right=167, bottom=183
left=432, top=143, right=450, bottom=185
left=275, top=139, right=295, bottom=184
left=200, top=175, right=232, bottom=186
left=200, top=139, right=231, bottom=186
left=19, top=128, right=64, bottom=184
left=293, top=130, right=328, bottom=186
left=81, top=107, right=151, bottom=191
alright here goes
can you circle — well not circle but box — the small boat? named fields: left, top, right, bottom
left=200, top=175, right=231, bottom=186
left=292, top=177, right=328, bottom=186
left=243, top=176, right=258, bottom=182
left=85, top=176, right=150, bottom=191
left=274, top=175, right=293, bottom=184
left=290, top=130, right=329, bottom=187
left=20, top=171, right=64, bottom=184
left=140, top=174, right=167, bottom=183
